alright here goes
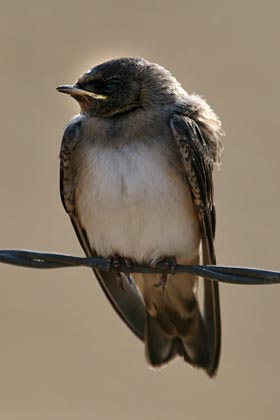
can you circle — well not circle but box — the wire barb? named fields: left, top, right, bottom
left=0, top=249, right=280, bottom=285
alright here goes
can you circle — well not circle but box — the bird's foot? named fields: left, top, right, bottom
left=150, top=256, right=177, bottom=274
left=151, top=256, right=177, bottom=290
left=105, top=255, right=133, bottom=290
left=106, top=255, right=122, bottom=271
left=106, top=255, right=132, bottom=271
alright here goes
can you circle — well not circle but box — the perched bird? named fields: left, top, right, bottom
left=57, top=58, right=223, bottom=376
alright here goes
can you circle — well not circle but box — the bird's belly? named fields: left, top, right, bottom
left=76, top=143, right=200, bottom=263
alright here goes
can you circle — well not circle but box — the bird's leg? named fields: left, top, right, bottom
left=151, top=256, right=177, bottom=289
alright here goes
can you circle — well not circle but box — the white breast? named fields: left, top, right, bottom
left=76, top=141, right=200, bottom=263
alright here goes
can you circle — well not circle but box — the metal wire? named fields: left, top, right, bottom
left=0, top=249, right=280, bottom=285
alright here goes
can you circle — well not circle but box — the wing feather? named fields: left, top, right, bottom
left=170, top=114, right=221, bottom=376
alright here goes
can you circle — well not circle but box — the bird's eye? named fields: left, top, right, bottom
left=78, top=78, right=122, bottom=95
left=104, top=80, right=121, bottom=92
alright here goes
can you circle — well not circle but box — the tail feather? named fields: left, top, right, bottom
left=145, top=309, right=210, bottom=373
left=135, top=270, right=220, bottom=376
left=145, top=314, right=177, bottom=366
left=179, top=310, right=209, bottom=369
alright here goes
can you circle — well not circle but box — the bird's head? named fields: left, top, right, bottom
left=57, top=58, right=185, bottom=117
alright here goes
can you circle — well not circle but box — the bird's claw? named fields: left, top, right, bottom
left=150, top=256, right=177, bottom=274
left=106, top=255, right=132, bottom=271
left=106, top=255, right=121, bottom=271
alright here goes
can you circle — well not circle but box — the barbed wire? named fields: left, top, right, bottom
left=0, top=249, right=280, bottom=285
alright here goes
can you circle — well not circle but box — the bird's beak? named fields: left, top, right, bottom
left=56, top=85, right=107, bottom=100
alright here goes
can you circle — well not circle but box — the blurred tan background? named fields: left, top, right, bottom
left=0, top=1, right=279, bottom=419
